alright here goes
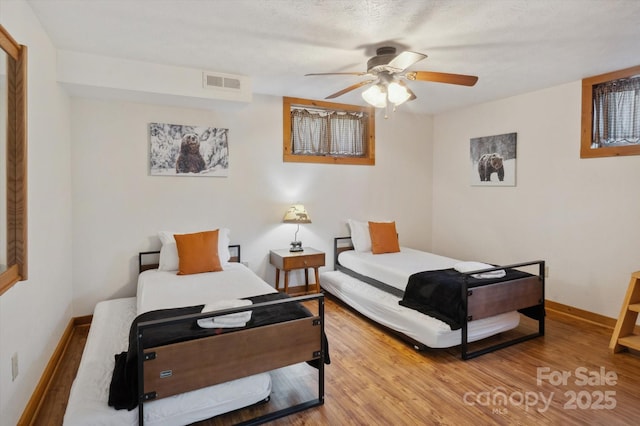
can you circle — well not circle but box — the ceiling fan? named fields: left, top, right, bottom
left=305, top=46, right=478, bottom=109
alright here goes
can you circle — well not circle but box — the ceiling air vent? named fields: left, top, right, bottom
left=199, top=70, right=252, bottom=102
left=203, top=72, right=242, bottom=91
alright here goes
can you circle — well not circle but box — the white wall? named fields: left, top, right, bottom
left=3, top=1, right=636, bottom=422
left=432, top=81, right=640, bottom=319
left=70, top=96, right=433, bottom=315
left=0, top=1, right=73, bottom=424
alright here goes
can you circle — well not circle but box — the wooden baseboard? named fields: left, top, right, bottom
left=74, top=314, right=93, bottom=326
left=545, top=299, right=640, bottom=333
left=18, top=314, right=93, bottom=425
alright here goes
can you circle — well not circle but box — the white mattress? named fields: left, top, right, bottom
left=338, top=247, right=462, bottom=291
left=137, top=262, right=277, bottom=314
left=321, top=248, right=520, bottom=348
left=63, top=297, right=272, bottom=426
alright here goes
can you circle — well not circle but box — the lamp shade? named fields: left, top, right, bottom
left=362, top=84, right=387, bottom=108
left=387, top=81, right=411, bottom=105
left=283, top=204, right=311, bottom=223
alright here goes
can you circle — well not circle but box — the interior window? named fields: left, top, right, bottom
left=581, top=65, right=640, bottom=158
left=283, top=97, right=375, bottom=165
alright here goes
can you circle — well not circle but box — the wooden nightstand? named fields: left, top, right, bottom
left=269, top=247, right=325, bottom=295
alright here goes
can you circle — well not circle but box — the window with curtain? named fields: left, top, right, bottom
left=581, top=65, right=640, bottom=158
left=592, top=77, right=640, bottom=148
left=283, top=97, right=375, bottom=165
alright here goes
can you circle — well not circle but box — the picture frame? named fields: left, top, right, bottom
left=149, top=122, right=229, bottom=176
left=470, top=132, right=517, bottom=186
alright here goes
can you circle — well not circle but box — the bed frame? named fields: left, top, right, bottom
left=135, top=248, right=325, bottom=425
left=332, top=237, right=545, bottom=360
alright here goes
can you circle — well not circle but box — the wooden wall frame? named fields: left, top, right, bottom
left=283, top=96, right=375, bottom=166
left=580, top=64, right=640, bottom=158
left=0, top=25, right=28, bottom=296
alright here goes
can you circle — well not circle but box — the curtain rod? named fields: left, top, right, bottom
left=291, top=105, right=365, bottom=116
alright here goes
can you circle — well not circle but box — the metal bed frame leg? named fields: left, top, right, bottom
left=137, top=329, right=145, bottom=425
left=236, top=296, right=326, bottom=425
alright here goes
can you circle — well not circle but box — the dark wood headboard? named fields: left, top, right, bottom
left=138, top=244, right=241, bottom=274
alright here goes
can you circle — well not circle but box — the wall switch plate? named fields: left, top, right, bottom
left=11, top=352, right=18, bottom=381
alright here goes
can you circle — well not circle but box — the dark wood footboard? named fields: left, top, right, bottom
left=460, top=260, right=544, bottom=360
left=136, top=293, right=326, bottom=425
left=332, top=236, right=545, bottom=360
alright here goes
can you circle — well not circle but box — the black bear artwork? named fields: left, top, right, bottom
left=477, top=153, right=504, bottom=182
left=176, top=133, right=206, bottom=174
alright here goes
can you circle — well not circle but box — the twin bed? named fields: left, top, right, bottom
left=320, top=220, right=545, bottom=359
left=64, top=230, right=326, bottom=425
left=64, top=222, right=545, bottom=424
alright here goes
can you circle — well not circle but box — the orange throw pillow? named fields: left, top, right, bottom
left=174, top=230, right=223, bottom=275
left=368, top=221, right=400, bottom=254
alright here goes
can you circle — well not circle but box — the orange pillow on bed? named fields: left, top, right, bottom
left=368, top=221, right=400, bottom=254
left=174, top=230, right=223, bottom=275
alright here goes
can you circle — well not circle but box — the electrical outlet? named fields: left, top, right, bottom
left=11, top=352, right=18, bottom=381
left=545, top=266, right=549, bottom=278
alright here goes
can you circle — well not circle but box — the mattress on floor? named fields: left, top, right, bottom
left=63, top=297, right=272, bottom=426
left=320, top=270, right=520, bottom=349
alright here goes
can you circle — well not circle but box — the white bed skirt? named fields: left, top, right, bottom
left=63, top=297, right=272, bottom=426
left=320, top=270, right=520, bottom=349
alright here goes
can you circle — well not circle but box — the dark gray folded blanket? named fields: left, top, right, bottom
left=399, top=268, right=534, bottom=330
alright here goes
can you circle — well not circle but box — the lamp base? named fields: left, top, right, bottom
left=289, top=241, right=303, bottom=252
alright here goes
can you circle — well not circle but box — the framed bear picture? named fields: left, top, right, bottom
left=470, top=132, right=517, bottom=186
left=149, top=122, right=229, bottom=177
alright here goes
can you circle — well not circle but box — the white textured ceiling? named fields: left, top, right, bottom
left=25, top=0, right=640, bottom=114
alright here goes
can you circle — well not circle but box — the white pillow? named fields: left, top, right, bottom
left=158, top=228, right=231, bottom=271
left=347, top=219, right=372, bottom=252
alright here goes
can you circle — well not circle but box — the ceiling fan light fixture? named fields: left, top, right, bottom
left=362, top=84, right=387, bottom=108
left=306, top=46, right=478, bottom=110
left=387, top=81, right=411, bottom=106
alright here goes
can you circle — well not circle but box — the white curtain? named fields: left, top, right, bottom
left=291, top=108, right=367, bottom=156
left=291, top=109, right=329, bottom=154
left=329, top=112, right=365, bottom=155
left=592, top=77, right=640, bottom=147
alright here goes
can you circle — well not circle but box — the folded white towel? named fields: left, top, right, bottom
left=197, top=299, right=253, bottom=328
left=453, top=261, right=506, bottom=279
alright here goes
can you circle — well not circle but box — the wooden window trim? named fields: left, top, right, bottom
left=581, top=64, right=640, bottom=158
left=0, top=25, right=28, bottom=296
left=283, top=96, right=375, bottom=165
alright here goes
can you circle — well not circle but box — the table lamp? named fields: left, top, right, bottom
left=283, top=204, right=311, bottom=252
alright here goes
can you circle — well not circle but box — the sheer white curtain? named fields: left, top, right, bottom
left=291, top=108, right=367, bottom=156
left=291, top=109, right=329, bottom=154
left=593, top=77, right=640, bottom=147
left=329, top=112, right=365, bottom=155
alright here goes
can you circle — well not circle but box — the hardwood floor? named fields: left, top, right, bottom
left=34, top=296, right=640, bottom=425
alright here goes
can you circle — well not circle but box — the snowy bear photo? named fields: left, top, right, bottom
left=149, top=122, right=229, bottom=177
left=470, top=132, right=516, bottom=186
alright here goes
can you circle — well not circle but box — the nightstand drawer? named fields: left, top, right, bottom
left=282, top=253, right=325, bottom=270
left=270, top=247, right=325, bottom=294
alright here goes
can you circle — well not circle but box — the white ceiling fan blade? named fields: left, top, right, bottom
left=386, top=51, right=427, bottom=72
